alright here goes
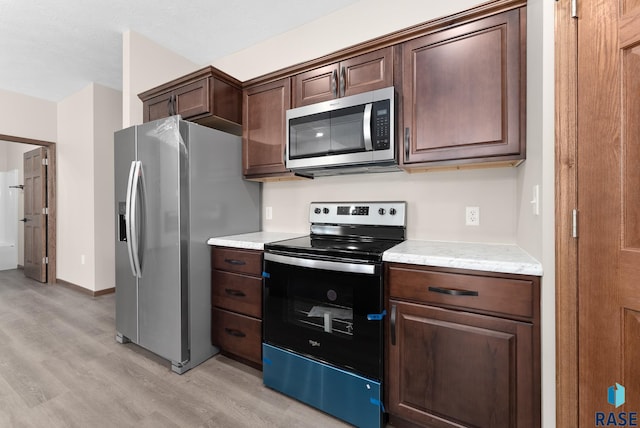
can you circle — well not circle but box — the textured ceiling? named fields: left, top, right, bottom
left=0, top=0, right=358, bottom=102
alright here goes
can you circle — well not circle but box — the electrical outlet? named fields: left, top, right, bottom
left=466, top=206, right=480, bottom=226
left=265, top=206, right=273, bottom=220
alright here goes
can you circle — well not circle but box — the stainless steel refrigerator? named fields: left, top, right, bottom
left=114, top=116, right=260, bottom=374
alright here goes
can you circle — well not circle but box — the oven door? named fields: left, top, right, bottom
left=263, top=252, right=384, bottom=381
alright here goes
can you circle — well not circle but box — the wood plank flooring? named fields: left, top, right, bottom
left=0, top=269, right=352, bottom=428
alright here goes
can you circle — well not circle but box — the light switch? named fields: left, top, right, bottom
left=530, top=185, right=540, bottom=216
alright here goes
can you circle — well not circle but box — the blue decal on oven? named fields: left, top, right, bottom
left=367, top=310, right=386, bottom=321
left=370, top=397, right=386, bottom=412
left=262, top=271, right=270, bottom=278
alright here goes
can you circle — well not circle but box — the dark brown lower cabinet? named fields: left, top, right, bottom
left=386, top=264, right=540, bottom=428
left=211, top=246, right=263, bottom=368
left=211, top=307, right=262, bottom=366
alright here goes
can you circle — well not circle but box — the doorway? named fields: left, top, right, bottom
left=0, top=134, right=56, bottom=285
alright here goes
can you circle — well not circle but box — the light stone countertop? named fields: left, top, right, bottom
left=207, top=231, right=306, bottom=250
left=208, top=233, right=543, bottom=276
left=383, top=240, right=543, bottom=276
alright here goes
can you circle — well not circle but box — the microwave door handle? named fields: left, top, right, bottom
left=363, top=103, right=373, bottom=151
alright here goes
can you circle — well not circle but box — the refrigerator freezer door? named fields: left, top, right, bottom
left=136, top=117, right=189, bottom=365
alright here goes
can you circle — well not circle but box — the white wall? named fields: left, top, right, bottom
left=263, top=168, right=518, bottom=242
left=0, top=88, right=57, bottom=141
left=522, top=0, right=556, bottom=425
left=93, top=85, right=122, bottom=291
left=57, top=83, right=122, bottom=292
left=57, top=85, right=95, bottom=288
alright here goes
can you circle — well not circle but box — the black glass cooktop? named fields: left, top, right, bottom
left=265, top=235, right=403, bottom=262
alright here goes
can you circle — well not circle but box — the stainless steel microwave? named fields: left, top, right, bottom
left=285, top=86, right=396, bottom=176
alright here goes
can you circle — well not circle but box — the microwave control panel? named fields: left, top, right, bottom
left=372, top=99, right=391, bottom=151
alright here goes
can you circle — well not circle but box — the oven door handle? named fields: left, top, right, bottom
left=264, top=252, right=377, bottom=275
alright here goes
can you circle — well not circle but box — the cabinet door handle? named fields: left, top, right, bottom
left=331, top=69, right=338, bottom=98
left=224, top=258, right=246, bottom=266
left=428, top=286, right=479, bottom=297
left=224, top=288, right=246, bottom=297
left=339, top=66, right=346, bottom=97
left=404, top=127, right=410, bottom=161
left=390, top=304, right=397, bottom=346
left=171, top=94, right=177, bottom=116
left=167, top=96, right=173, bottom=116
left=224, top=328, right=246, bottom=338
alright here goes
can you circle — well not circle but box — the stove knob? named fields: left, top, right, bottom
left=323, top=208, right=330, bottom=214
left=390, top=208, right=397, bottom=215
left=314, top=208, right=321, bottom=214
left=378, top=208, right=386, bottom=215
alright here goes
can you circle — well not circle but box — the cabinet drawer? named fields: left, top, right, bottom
left=212, top=247, right=262, bottom=276
left=212, top=308, right=262, bottom=365
left=388, top=265, right=534, bottom=319
left=212, top=270, right=262, bottom=318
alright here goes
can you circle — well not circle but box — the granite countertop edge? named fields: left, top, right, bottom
left=383, top=240, right=543, bottom=277
left=207, top=231, right=306, bottom=251
left=207, top=234, right=543, bottom=277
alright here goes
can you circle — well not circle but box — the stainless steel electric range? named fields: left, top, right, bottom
left=262, top=201, right=406, bottom=428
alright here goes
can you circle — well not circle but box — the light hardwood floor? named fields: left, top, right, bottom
left=0, top=269, right=352, bottom=427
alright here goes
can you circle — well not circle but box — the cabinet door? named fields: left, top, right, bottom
left=401, top=8, right=525, bottom=166
left=341, top=47, right=394, bottom=98
left=173, top=78, right=210, bottom=120
left=292, top=47, right=395, bottom=108
left=388, top=300, right=535, bottom=428
left=293, top=63, right=340, bottom=107
left=242, top=78, right=291, bottom=177
left=144, top=91, right=174, bottom=123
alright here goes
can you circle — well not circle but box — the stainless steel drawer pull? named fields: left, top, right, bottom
left=224, top=328, right=246, bottom=338
left=224, top=288, right=246, bottom=297
left=224, top=258, right=246, bottom=266
left=428, top=286, right=479, bottom=297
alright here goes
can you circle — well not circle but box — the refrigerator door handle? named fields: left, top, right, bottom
left=125, top=161, right=138, bottom=278
left=129, top=161, right=143, bottom=278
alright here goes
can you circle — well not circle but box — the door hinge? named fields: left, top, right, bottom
left=572, top=209, right=578, bottom=238
left=42, top=207, right=48, bottom=215
left=43, top=256, right=49, bottom=265
left=557, top=0, right=578, bottom=18
left=42, top=158, right=49, bottom=166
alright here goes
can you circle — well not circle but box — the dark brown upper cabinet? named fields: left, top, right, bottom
left=401, top=7, right=526, bottom=170
left=242, top=78, right=299, bottom=180
left=139, top=66, right=242, bottom=136
left=293, top=47, right=395, bottom=107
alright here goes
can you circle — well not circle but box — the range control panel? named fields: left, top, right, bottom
left=309, top=201, right=406, bottom=227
